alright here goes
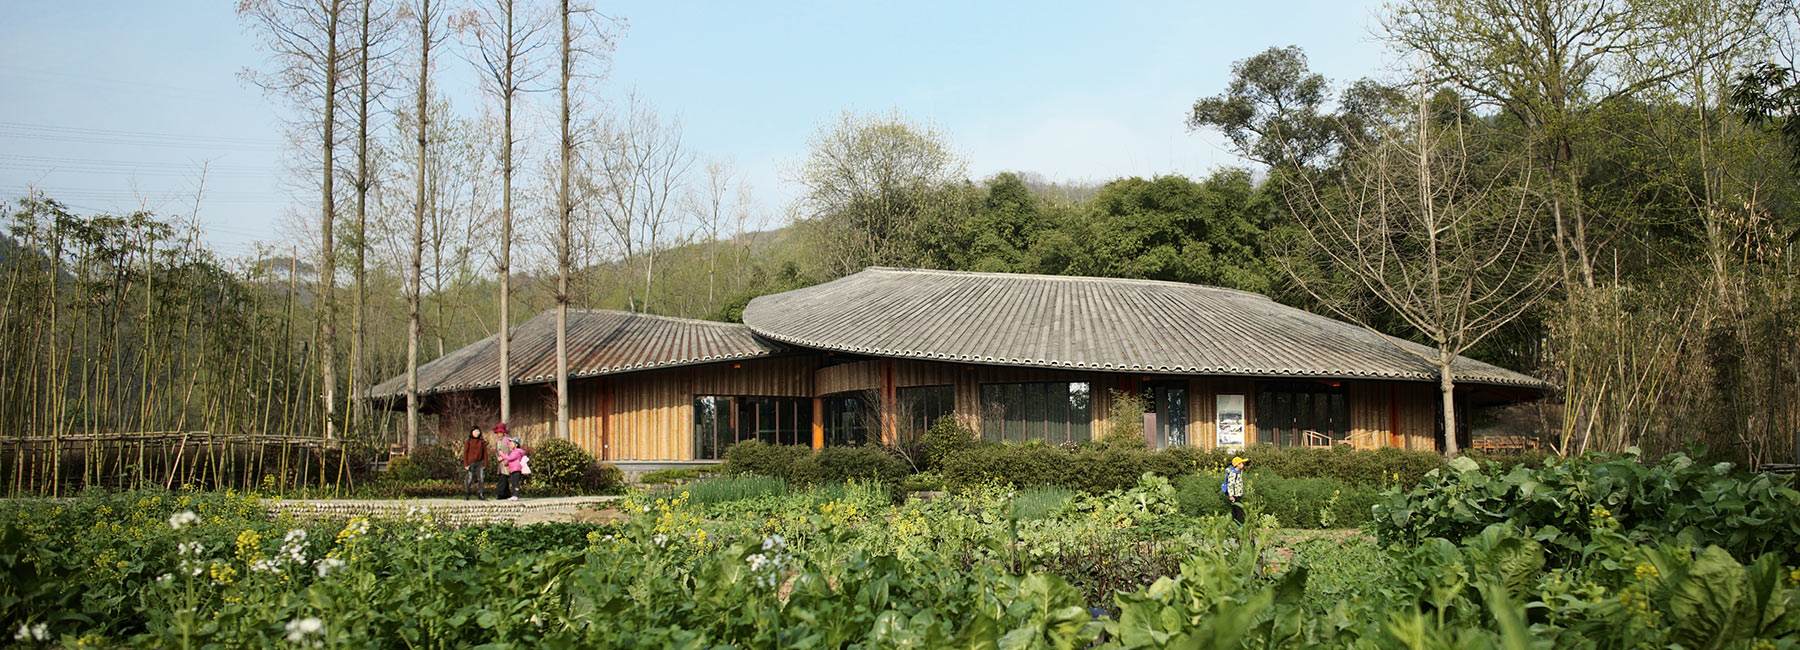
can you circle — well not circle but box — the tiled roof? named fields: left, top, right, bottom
left=369, top=309, right=788, bottom=399
left=742, top=267, right=1550, bottom=390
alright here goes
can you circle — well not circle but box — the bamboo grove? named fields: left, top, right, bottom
left=0, top=197, right=355, bottom=495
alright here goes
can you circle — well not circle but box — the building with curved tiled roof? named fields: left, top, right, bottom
left=377, top=268, right=1548, bottom=464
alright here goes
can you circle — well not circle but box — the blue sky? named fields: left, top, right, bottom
left=1, top=1, right=1392, bottom=259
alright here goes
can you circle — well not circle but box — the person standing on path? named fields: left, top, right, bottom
left=496, top=424, right=527, bottom=501
left=462, top=426, right=489, bottom=500
left=1225, top=456, right=1247, bottom=525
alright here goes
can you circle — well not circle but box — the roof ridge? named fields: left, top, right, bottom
left=864, top=266, right=1273, bottom=301
left=523, top=308, right=749, bottom=328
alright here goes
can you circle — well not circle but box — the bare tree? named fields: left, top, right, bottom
left=1381, top=0, right=1777, bottom=293
left=347, top=0, right=397, bottom=441
left=685, top=160, right=734, bottom=314
left=552, top=0, right=621, bottom=440
left=403, top=0, right=445, bottom=452
left=1282, top=82, right=1553, bottom=456
left=590, top=96, right=695, bottom=313
left=455, top=0, right=549, bottom=426
left=239, top=0, right=351, bottom=439
left=795, top=109, right=966, bottom=277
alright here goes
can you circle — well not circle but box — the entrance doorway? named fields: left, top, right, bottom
left=1141, top=381, right=1188, bottom=449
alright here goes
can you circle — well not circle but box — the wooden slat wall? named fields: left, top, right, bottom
left=500, top=355, right=1448, bottom=460
left=1396, top=383, right=1438, bottom=451
left=1347, top=381, right=1390, bottom=450
left=1185, top=378, right=1256, bottom=450
left=597, top=355, right=818, bottom=461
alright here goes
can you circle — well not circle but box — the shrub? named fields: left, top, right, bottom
left=790, top=446, right=908, bottom=487
left=1172, top=472, right=1381, bottom=528
left=580, top=463, right=625, bottom=494
left=382, top=455, right=428, bottom=483
left=919, top=416, right=979, bottom=471
left=1101, top=389, right=1147, bottom=445
left=529, top=439, right=595, bottom=491
left=901, top=471, right=945, bottom=492
left=639, top=467, right=701, bottom=485
left=723, top=441, right=811, bottom=480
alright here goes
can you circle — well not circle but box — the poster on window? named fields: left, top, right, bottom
left=1215, top=394, right=1246, bottom=448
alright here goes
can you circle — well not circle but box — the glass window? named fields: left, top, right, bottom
left=823, top=391, right=874, bottom=447
left=897, top=385, right=954, bottom=436
left=693, top=395, right=811, bottom=459
left=979, top=381, right=1092, bottom=445
left=1252, top=382, right=1350, bottom=448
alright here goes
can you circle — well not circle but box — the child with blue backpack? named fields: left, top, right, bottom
left=1221, top=456, right=1246, bottom=525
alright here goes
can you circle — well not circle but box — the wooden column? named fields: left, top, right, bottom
left=811, top=397, right=824, bottom=450
left=1388, top=383, right=1402, bottom=449
left=599, top=380, right=612, bottom=461
left=881, top=359, right=897, bottom=444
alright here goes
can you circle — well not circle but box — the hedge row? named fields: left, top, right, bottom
left=722, top=442, right=909, bottom=488
left=1172, top=472, right=1385, bottom=529
left=938, top=440, right=1452, bottom=493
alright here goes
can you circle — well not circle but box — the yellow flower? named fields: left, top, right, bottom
left=1634, top=563, right=1659, bottom=580
left=208, top=562, right=237, bottom=585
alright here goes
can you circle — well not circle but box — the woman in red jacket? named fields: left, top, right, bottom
left=461, top=426, right=488, bottom=500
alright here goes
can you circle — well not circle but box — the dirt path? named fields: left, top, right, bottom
left=269, top=495, right=627, bottom=526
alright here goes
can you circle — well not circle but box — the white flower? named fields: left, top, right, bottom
left=14, top=623, right=49, bottom=642
left=314, top=557, right=346, bottom=577
left=652, top=534, right=668, bottom=547
left=284, top=529, right=307, bottom=545
left=177, top=541, right=205, bottom=556
left=156, top=573, right=173, bottom=583
left=642, top=505, right=651, bottom=513
left=747, top=553, right=768, bottom=571
left=284, top=617, right=325, bottom=646
left=761, top=535, right=786, bottom=552
left=168, top=511, right=200, bottom=530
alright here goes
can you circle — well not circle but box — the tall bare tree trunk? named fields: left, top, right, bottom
left=496, top=0, right=516, bottom=426
left=555, top=0, right=572, bottom=440
left=320, top=4, right=342, bottom=441
left=349, top=0, right=372, bottom=442
left=406, top=0, right=434, bottom=453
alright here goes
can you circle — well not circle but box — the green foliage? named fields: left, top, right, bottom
left=919, top=416, right=978, bottom=471
left=1011, top=486, right=1076, bottom=521
left=527, top=439, right=595, bottom=491
left=790, top=446, right=909, bottom=489
left=942, top=442, right=1444, bottom=500
left=638, top=475, right=790, bottom=508
left=1173, top=472, right=1383, bottom=528
left=1372, top=450, right=1800, bottom=560
left=639, top=467, right=701, bottom=484
left=723, top=441, right=812, bottom=480
left=1102, top=389, right=1146, bottom=446
left=579, top=463, right=625, bottom=494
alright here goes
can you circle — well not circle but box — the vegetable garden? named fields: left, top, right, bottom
left=3, top=448, right=1797, bottom=648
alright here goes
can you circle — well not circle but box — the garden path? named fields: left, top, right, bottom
left=269, top=495, right=626, bottom=526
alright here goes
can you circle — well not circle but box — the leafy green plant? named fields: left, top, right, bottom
left=1372, top=449, right=1800, bottom=561
left=525, top=439, right=596, bottom=491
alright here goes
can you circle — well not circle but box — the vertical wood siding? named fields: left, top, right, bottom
left=475, top=360, right=1447, bottom=460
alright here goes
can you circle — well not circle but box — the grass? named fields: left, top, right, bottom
left=1012, top=485, right=1075, bottom=520
left=639, top=474, right=789, bottom=506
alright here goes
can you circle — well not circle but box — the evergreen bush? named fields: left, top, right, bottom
left=529, top=439, right=596, bottom=491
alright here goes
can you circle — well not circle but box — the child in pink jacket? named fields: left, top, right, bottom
left=495, top=424, right=527, bottom=500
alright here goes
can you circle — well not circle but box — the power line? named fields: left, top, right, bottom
left=0, top=121, right=283, bottom=146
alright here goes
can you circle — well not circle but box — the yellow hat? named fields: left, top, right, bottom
left=1231, top=456, right=1247, bottom=466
